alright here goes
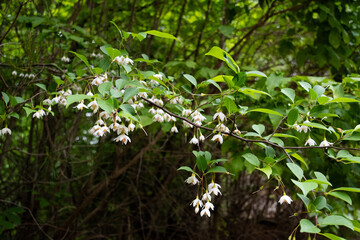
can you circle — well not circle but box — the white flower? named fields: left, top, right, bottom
left=320, top=138, right=332, bottom=147
left=28, top=73, right=35, bottom=78
left=74, top=101, right=88, bottom=111
left=163, top=113, right=172, bottom=122
left=61, top=56, right=70, bottom=62
left=153, top=114, right=164, bottom=123
left=153, top=73, right=163, bottom=80
left=278, top=194, right=293, bottom=205
left=33, top=109, right=45, bottom=119
left=204, top=201, right=214, bottom=211
left=99, top=111, right=110, bottom=119
left=169, top=97, right=177, bottom=104
left=189, top=136, right=199, bottom=145
left=109, top=122, right=120, bottom=131
left=183, top=121, right=193, bottom=128
left=182, top=109, right=192, bottom=117
left=185, top=174, right=199, bottom=185
left=95, top=119, right=105, bottom=125
left=114, top=56, right=133, bottom=66
left=86, top=91, right=93, bottom=96
left=1, top=128, right=11, bottom=135
left=52, top=96, right=61, bottom=104
left=60, top=98, right=67, bottom=106
left=155, top=109, right=164, bottom=115
left=90, top=52, right=96, bottom=57
left=211, top=134, right=223, bottom=144
left=19, top=73, right=24, bottom=77
left=202, top=191, right=211, bottom=202
left=12, top=71, right=17, bottom=76
left=171, top=126, right=178, bottom=133
left=200, top=207, right=211, bottom=217
left=87, top=100, right=99, bottom=113
left=114, top=134, right=131, bottom=144
left=138, top=92, right=148, bottom=98
left=208, top=182, right=222, bottom=196
left=100, top=126, right=110, bottom=134
left=149, top=108, right=156, bottom=115
left=305, top=137, right=316, bottom=146
left=43, top=99, right=52, bottom=105
left=89, top=125, right=101, bottom=135
left=154, top=98, right=163, bottom=106
left=199, top=135, right=205, bottom=142
left=191, top=196, right=203, bottom=208
left=213, top=111, right=226, bottom=122
left=117, top=125, right=129, bottom=135
left=128, top=122, right=135, bottom=132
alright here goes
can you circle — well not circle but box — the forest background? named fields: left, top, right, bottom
left=0, top=0, right=360, bottom=239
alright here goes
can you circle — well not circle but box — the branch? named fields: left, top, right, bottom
left=141, top=97, right=360, bottom=152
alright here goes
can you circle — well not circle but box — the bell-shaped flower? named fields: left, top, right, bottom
left=185, top=174, right=199, bottom=185
left=279, top=194, right=293, bottom=205
left=211, top=134, right=223, bottom=144
left=189, top=136, right=199, bottom=145
left=320, top=138, right=332, bottom=147
left=1, top=127, right=12, bottom=135
left=305, top=137, right=316, bottom=146
left=114, top=134, right=131, bottom=144
left=213, top=111, right=226, bottom=122
left=208, top=182, right=222, bottom=196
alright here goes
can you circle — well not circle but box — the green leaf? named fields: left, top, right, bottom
left=206, top=166, right=228, bottom=174
left=249, top=108, right=283, bottom=116
left=329, top=28, right=340, bottom=48
left=106, top=47, right=122, bottom=60
left=177, top=166, right=195, bottom=173
left=332, top=187, right=360, bottom=193
left=287, top=108, right=298, bottom=125
left=327, top=191, right=352, bottom=205
left=242, top=153, right=260, bottom=167
left=265, top=146, right=275, bottom=158
left=287, top=163, right=303, bottom=180
left=23, top=107, right=36, bottom=116
left=319, top=215, right=354, bottom=230
left=66, top=94, right=92, bottom=108
left=232, top=72, right=246, bottom=87
left=300, top=219, right=320, bottom=234
left=302, top=122, right=328, bottom=131
left=223, top=97, right=238, bottom=114
left=2, top=92, right=9, bottom=105
left=98, top=82, right=112, bottom=96
left=120, top=104, right=135, bottom=115
left=291, top=179, right=318, bottom=196
left=327, top=97, right=359, bottom=103
left=35, top=83, right=47, bottom=91
left=256, top=165, right=272, bottom=179
left=145, top=30, right=178, bottom=40
left=252, top=124, right=265, bottom=136
left=123, top=87, right=139, bottom=103
left=314, top=171, right=332, bottom=186
left=318, top=233, right=346, bottom=240
left=97, top=98, right=114, bottom=114
left=196, top=155, right=207, bottom=172
left=299, top=81, right=312, bottom=92
left=285, top=150, right=308, bottom=167
left=197, top=79, right=222, bottom=92
left=69, top=51, right=93, bottom=74
left=309, top=88, right=318, bottom=100
left=314, top=196, right=327, bottom=210
left=297, top=194, right=310, bottom=209
left=318, top=96, right=331, bottom=105
left=281, top=88, right=295, bottom=103
left=205, top=46, right=239, bottom=73
left=245, top=71, right=267, bottom=78
left=183, top=74, right=197, bottom=87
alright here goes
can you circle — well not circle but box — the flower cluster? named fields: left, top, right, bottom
left=185, top=175, right=222, bottom=217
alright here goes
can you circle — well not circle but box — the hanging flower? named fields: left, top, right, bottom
left=185, top=174, right=199, bottom=185
left=189, top=136, right=199, bottom=145
left=171, top=126, right=178, bottom=133
left=213, top=111, right=226, bottom=122
left=278, top=194, right=293, bottom=205
left=320, top=138, right=332, bottom=147
left=305, top=137, right=316, bottom=146
left=208, top=181, right=222, bottom=196
left=114, top=134, right=131, bottom=144
left=211, top=134, right=223, bottom=144
left=1, top=127, right=12, bottom=135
